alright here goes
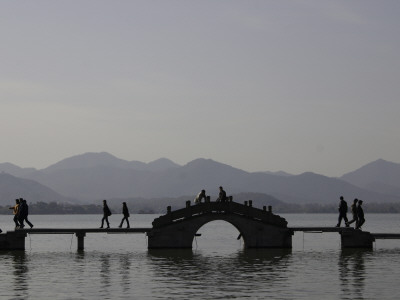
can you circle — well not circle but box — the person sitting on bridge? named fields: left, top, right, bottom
left=217, top=186, right=228, bottom=202
left=194, top=190, right=207, bottom=204
left=356, top=200, right=365, bottom=230
left=9, top=198, right=21, bottom=228
left=118, top=202, right=130, bottom=228
left=346, top=198, right=358, bottom=228
left=100, top=199, right=112, bottom=228
left=335, top=196, right=349, bottom=227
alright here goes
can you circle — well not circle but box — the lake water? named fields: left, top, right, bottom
left=1, top=213, right=400, bottom=299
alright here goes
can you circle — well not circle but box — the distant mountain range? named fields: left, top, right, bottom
left=340, top=159, right=400, bottom=197
left=42, top=152, right=180, bottom=173
left=1, top=152, right=400, bottom=207
left=0, top=173, right=76, bottom=205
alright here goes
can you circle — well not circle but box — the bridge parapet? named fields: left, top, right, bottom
left=152, top=201, right=287, bottom=228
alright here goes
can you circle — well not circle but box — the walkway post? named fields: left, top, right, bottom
left=76, top=232, right=86, bottom=250
left=340, top=230, right=375, bottom=248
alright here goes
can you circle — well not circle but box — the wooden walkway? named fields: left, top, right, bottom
left=20, top=228, right=151, bottom=234
left=3, top=206, right=400, bottom=250
left=290, top=227, right=400, bottom=238
left=371, top=233, right=400, bottom=239
left=18, top=228, right=151, bottom=250
left=289, top=227, right=354, bottom=233
left=20, top=227, right=400, bottom=250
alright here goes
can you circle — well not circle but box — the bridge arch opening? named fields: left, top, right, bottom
left=193, top=220, right=244, bottom=250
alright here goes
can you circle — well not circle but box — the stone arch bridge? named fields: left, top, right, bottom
left=147, top=200, right=293, bottom=249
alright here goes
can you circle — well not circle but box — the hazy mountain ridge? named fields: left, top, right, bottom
left=43, top=152, right=180, bottom=173
left=1, top=153, right=400, bottom=206
left=262, top=170, right=293, bottom=177
left=0, top=173, right=77, bottom=205
left=0, top=163, right=37, bottom=177
left=340, top=159, right=400, bottom=197
left=24, top=165, right=156, bottom=200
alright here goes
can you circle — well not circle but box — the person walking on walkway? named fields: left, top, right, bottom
left=100, top=199, right=112, bottom=228
left=19, top=199, right=34, bottom=228
left=118, top=202, right=130, bottom=228
left=356, top=200, right=365, bottom=230
left=346, top=198, right=358, bottom=228
left=9, top=199, right=21, bottom=228
left=336, top=196, right=349, bottom=227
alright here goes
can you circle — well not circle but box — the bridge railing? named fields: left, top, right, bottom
left=152, top=200, right=287, bottom=228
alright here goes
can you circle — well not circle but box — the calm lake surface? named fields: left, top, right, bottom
left=1, top=213, right=400, bottom=299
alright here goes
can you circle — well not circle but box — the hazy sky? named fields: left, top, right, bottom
left=1, top=1, right=400, bottom=177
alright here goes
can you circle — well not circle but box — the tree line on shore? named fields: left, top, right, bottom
left=0, top=201, right=400, bottom=215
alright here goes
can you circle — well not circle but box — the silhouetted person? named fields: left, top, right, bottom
left=9, top=199, right=21, bottom=228
left=346, top=198, right=359, bottom=228
left=19, top=199, right=33, bottom=229
left=336, top=196, right=349, bottom=227
left=217, top=186, right=227, bottom=202
left=100, top=199, right=112, bottom=228
left=194, top=190, right=207, bottom=204
left=356, top=200, right=365, bottom=230
left=118, top=202, right=130, bottom=228
left=17, top=198, right=25, bottom=228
